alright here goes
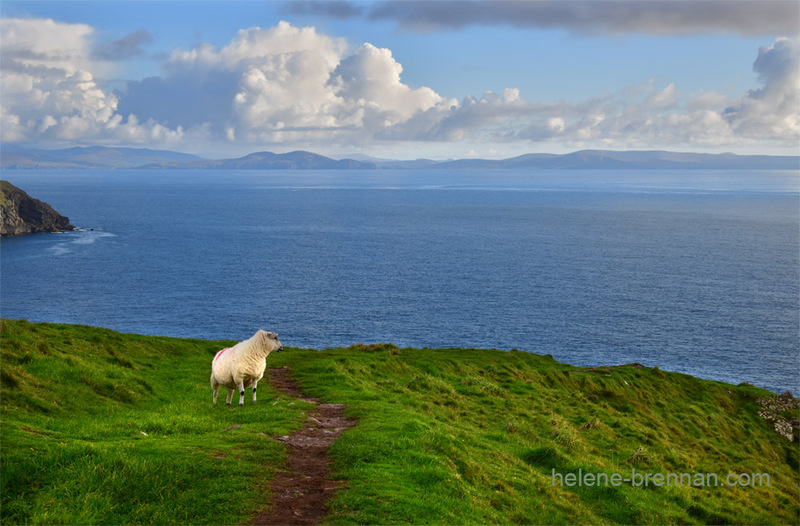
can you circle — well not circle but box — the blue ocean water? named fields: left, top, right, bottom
left=1, top=169, right=798, bottom=393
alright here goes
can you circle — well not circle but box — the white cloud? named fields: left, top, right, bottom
left=0, top=17, right=186, bottom=146
left=119, top=21, right=451, bottom=146
left=1, top=18, right=117, bottom=143
left=508, top=81, right=741, bottom=149
left=645, top=82, right=678, bottom=110
left=687, top=90, right=731, bottom=111
left=1, top=18, right=797, bottom=154
left=227, top=23, right=348, bottom=134
left=723, top=37, right=800, bottom=142
left=0, top=17, right=95, bottom=72
left=332, top=43, right=443, bottom=125
left=380, top=88, right=527, bottom=142
left=494, top=39, right=799, bottom=151
left=547, top=117, right=566, bottom=133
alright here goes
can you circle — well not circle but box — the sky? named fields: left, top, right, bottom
left=0, top=0, right=798, bottom=160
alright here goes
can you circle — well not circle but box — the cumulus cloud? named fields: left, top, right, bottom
left=1, top=17, right=115, bottom=142
left=0, top=18, right=185, bottom=145
left=119, top=21, right=452, bottom=146
left=501, top=49, right=799, bottom=151
left=723, top=37, right=800, bottom=141
left=0, top=17, right=96, bottom=72
left=289, top=0, right=799, bottom=37
left=381, top=88, right=529, bottom=142
left=332, top=43, right=444, bottom=126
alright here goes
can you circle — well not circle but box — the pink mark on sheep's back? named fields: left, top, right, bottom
left=214, top=348, right=229, bottom=364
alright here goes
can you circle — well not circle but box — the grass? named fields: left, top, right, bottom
left=276, top=345, right=799, bottom=525
left=2, top=320, right=799, bottom=525
left=0, top=319, right=311, bottom=524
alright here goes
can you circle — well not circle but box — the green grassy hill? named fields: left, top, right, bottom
left=1, top=319, right=798, bottom=524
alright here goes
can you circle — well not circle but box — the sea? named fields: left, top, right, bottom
left=1, top=169, right=798, bottom=394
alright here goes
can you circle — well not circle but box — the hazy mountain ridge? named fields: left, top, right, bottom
left=432, top=150, right=799, bottom=170
left=0, top=145, right=203, bottom=169
left=1, top=145, right=797, bottom=170
left=141, top=150, right=378, bottom=170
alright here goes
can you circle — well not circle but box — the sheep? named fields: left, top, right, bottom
left=210, top=330, right=283, bottom=406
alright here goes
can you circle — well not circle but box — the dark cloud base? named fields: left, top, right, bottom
left=286, top=0, right=798, bottom=36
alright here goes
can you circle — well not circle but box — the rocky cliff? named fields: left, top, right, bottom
left=0, top=181, right=75, bottom=236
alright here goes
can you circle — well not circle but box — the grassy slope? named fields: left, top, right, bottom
left=278, top=345, right=799, bottom=525
left=0, top=320, right=312, bottom=524
left=2, top=319, right=798, bottom=525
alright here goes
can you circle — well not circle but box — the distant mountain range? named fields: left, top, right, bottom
left=0, top=145, right=203, bottom=169
left=142, top=150, right=380, bottom=170
left=1, top=145, right=797, bottom=171
left=427, top=150, right=799, bottom=170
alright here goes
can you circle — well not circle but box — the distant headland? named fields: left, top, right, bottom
left=0, top=181, right=75, bottom=236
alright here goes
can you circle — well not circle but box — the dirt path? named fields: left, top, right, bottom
left=253, top=366, right=355, bottom=526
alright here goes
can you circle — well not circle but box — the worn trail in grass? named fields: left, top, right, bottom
left=253, top=366, right=355, bottom=525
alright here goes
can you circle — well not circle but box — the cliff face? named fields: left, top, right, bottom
left=0, top=181, right=75, bottom=236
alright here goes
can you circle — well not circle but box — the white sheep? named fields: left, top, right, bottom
left=210, top=330, right=283, bottom=406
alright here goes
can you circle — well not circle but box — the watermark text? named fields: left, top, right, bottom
left=551, top=468, right=770, bottom=488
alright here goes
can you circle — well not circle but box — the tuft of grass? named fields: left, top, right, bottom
left=580, top=416, right=601, bottom=430
left=626, top=446, right=653, bottom=465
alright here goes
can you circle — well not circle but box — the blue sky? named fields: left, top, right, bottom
left=1, top=1, right=797, bottom=159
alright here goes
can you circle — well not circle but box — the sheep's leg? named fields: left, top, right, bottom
left=226, top=388, right=234, bottom=405
left=252, top=378, right=259, bottom=404
left=237, top=380, right=245, bottom=407
left=211, top=375, right=220, bottom=404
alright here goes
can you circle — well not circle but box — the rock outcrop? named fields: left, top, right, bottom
left=756, top=391, right=800, bottom=442
left=0, top=180, right=74, bottom=236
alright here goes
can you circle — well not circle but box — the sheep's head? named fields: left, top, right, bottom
left=255, top=329, right=284, bottom=353
left=265, top=331, right=283, bottom=352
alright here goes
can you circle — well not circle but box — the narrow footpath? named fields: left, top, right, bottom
left=253, top=366, right=356, bottom=526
